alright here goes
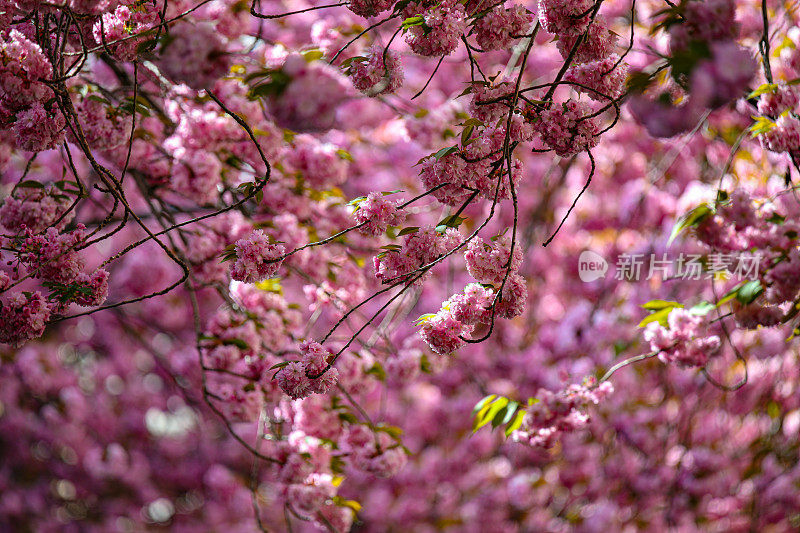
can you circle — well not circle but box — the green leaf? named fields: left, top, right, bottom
left=223, top=338, right=249, bottom=349
left=335, top=149, right=353, bottom=161
left=689, top=301, right=716, bottom=316
left=269, top=361, right=291, bottom=370
left=472, top=395, right=497, bottom=416
left=767, top=212, right=786, bottom=225
left=348, top=196, right=367, bottom=206
left=473, top=396, right=508, bottom=432
left=435, top=214, right=466, bottom=231
left=504, top=409, right=525, bottom=437
left=340, top=56, right=366, bottom=69
left=749, top=115, right=777, bottom=137
left=249, top=71, right=291, bottom=99
left=338, top=412, right=359, bottom=424
left=119, top=96, right=151, bottom=117
left=626, top=70, right=655, bottom=94
left=396, top=226, right=420, bottom=237
left=461, top=124, right=475, bottom=146
left=302, top=49, right=324, bottom=62
left=500, top=401, right=518, bottom=425
left=715, top=282, right=744, bottom=307
left=375, top=424, right=403, bottom=439
left=401, top=15, right=425, bottom=28
left=419, top=353, right=432, bottom=373
left=414, top=313, right=437, bottom=326
left=491, top=405, right=509, bottom=428
left=333, top=497, right=362, bottom=513
left=736, top=280, right=764, bottom=304
left=431, top=145, right=459, bottom=160
left=365, top=362, right=386, bottom=382
left=668, top=204, right=713, bottom=245
left=748, top=83, right=779, bottom=99
left=642, top=299, right=683, bottom=311
left=638, top=306, right=678, bottom=328
left=15, top=180, right=45, bottom=189
left=86, top=94, right=111, bottom=106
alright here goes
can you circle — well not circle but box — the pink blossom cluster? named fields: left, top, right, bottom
left=403, top=0, right=467, bottom=57
left=156, top=22, right=231, bottom=89
left=350, top=46, right=404, bottom=96
left=761, top=113, right=800, bottom=153
left=342, top=425, right=408, bottom=477
left=0, top=187, right=74, bottom=233
left=276, top=341, right=340, bottom=399
left=537, top=0, right=594, bottom=36
left=419, top=152, right=475, bottom=206
left=12, top=102, right=66, bottom=153
left=373, top=225, right=462, bottom=284
left=444, top=282, right=494, bottom=325
left=270, top=53, right=353, bottom=132
left=283, top=134, right=349, bottom=190
left=532, top=99, right=601, bottom=157
left=230, top=229, right=286, bottom=284
left=93, top=1, right=160, bottom=60
left=473, top=3, right=532, bottom=51
left=511, top=379, right=614, bottom=448
left=18, top=226, right=87, bottom=283
left=352, top=192, right=406, bottom=236
left=564, top=55, right=628, bottom=101
left=555, top=16, right=618, bottom=63
left=420, top=128, right=523, bottom=205
left=3, top=0, right=800, bottom=530
left=419, top=234, right=527, bottom=354
left=13, top=225, right=110, bottom=310
left=757, top=82, right=800, bottom=116
left=72, top=96, right=130, bottom=151
left=464, top=233, right=523, bottom=285
left=667, top=0, right=739, bottom=53
left=0, top=290, right=50, bottom=345
left=693, top=190, right=800, bottom=316
left=644, top=309, right=721, bottom=368
left=347, top=0, right=395, bottom=18
left=469, top=81, right=514, bottom=125
left=418, top=307, right=471, bottom=354
left=0, top=30, right=64, bottom=152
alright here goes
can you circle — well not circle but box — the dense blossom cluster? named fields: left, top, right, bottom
left=511, top=378, right=614, bottom=448
left=1, top=0, right=800, bottom=530
left=644, top=309, right=721, bottom=368
left=473, top=4, right=532, bottom=51
left=0, top=29, right=64, bottom=152
left=532, top=99, right=601, bottom=157
left=692, top=189, right=800, bottom=328
left=374, top=225, right=462, bottom=284
left=229, top=230, right=286, bottom=284
left=628, top=0, right=755, bottom=138
left=352, top=192, right=406, bottom=236
left=419, top=233, right=527, bottom=353
left=403, top=0, right=468, bottom=57
left=350, top=46, right=404, bottom=96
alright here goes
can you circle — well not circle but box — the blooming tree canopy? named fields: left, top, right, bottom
left=2, top=0, right=800, bottom=530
